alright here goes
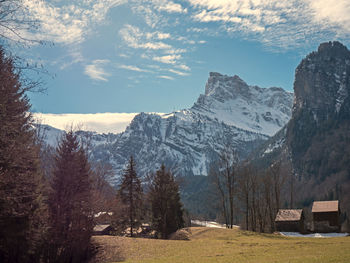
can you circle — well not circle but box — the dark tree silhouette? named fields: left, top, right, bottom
left=149, top=165, right=184, bottom=239
left=118, top=156, right=143, bottom=237
left=47, top=131, right=94, bottom=263
left=0, top=47, right=47, bottom=263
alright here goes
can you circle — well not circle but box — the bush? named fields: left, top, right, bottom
left=169, top=228, right=191, bottom=241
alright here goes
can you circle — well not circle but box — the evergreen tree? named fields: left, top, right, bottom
left=47, top=131, right=93, bottom=263
left=118, top=156, right=143, bottom=237
left=149, top=165, right=184, bottom=239
left=0, top=48, right=47, bottom=262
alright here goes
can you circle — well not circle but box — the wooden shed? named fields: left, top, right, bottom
left=312, top=200, right=340, bottom=233
left=275, top=209, right=304, bottom=233
left=93, top=224, right=114, bottom=235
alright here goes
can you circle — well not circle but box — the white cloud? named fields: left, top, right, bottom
left=176, top=64, right=191, bottom=71
left=18, top=0, right=126, bottom=45
left=153, top=54, right=181, bottom=64
left=168, top=69, right=189, bottom=76
left=158, top=75, right=174, bottom=80
left=119, top=24, right=172, bottom=50
left=146, top=32, right=171, bottom=40
left=84, top=60, right=110, bottom=81
left=187, top=0, right=350, bottom=49
left=308, top=0, right=350, bottom=32
left=156, top=1, right=187, bottom=13
left=34, top=112, right=140, bottom=133
left=119, top=64, right=151, bottom=72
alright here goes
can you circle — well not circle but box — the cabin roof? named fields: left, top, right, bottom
left=93, top=224, right=112, bottom=232
left=275, top=209, right=303, bottom=222
left=312, top=200, right=339, bottom=213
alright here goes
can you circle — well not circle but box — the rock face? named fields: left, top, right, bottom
left=41, top=73, right=293, bottom=181
left=253, top=42, right=350, bottom=213
left=285, top=41, right=350, bottom=177
left=293, top=41, right=350, bottom=121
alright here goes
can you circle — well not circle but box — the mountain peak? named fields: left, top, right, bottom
left=204, top=72, right=247, bottom=97
left=192, top=72, right=293, bottom=136
left=294, top=41, right=350, bottom=118
left=317, top=41, right=349, bottom=55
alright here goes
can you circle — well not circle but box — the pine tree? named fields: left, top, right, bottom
left=0, top=48, right=47, bottom=262
left=149, top=165, right=184, bottom=239
left=47, top=131, right=93, bottom=263
left=118, top=156, right=143, bottom=237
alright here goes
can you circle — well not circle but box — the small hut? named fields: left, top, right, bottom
left=312, top=200, right=340, bottom=233
left=93, top=224, right=114, bottom=235
left=275, top=209, right=304, bottom=232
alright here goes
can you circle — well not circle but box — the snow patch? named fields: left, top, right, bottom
left=191, top=220, right=239, bottom=229
left=280, top=232, right=348, bottom=238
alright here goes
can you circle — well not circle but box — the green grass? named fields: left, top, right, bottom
left=92, top=227, right=350, bottom=263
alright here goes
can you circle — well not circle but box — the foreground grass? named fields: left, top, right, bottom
left=92, top=227, right=350, bottom=263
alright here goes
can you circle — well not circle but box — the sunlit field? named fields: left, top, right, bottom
left=92, top=227, right=350, bottom=263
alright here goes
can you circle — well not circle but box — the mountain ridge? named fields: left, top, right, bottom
left=40, top=73, right=293, bottom=181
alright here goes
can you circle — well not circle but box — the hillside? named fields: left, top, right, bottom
left=250, top=41, right=350, bottom=216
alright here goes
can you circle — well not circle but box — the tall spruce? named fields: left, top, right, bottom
left=0, top=48, right=47, bottom=262
left=149, top=165, right=184, bottom=239
left=47, top=131, right=93, bottom=263
left=118, top=156, right=143, bottom=237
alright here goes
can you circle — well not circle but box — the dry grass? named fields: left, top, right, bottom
left=92, top=227, right=350, bottom=263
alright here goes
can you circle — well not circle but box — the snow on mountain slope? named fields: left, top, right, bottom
left=106, top=111, right=268, bottom=179
left=192, top=72, right=293, bottom=136
left=40, top=72, right=293, bottom=180
left=96, top=73, right=293, bottom=179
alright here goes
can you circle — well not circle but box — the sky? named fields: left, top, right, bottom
left=4, top=0, right=350, bottom=132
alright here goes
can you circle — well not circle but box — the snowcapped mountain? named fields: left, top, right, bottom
left=40, top=72, right=293, bottom=180
left=192, top=72, right=292, bottom=136
left=90, top=72, right=292, bottom=179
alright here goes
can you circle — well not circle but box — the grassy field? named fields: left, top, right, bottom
left=92, top=227, right=350, bottom=263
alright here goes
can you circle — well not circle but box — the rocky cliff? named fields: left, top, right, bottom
left=252, top=41, right=350, bottom=212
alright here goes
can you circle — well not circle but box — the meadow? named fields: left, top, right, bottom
left=92, top=227, right=350, bottom=263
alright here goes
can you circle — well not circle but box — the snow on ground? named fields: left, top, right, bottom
left=189, top=223, right=348, bottom=238
left=280, top=232, right=349, bottom=238
left=191, top=220, right=239, bottom=229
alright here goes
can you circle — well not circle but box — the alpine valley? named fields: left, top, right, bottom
left=38, top=41, right=350, bottom=220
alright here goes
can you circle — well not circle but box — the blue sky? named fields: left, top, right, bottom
left=9, top=0, right=350, bottom=115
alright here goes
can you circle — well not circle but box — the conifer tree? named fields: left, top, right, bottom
left=118, top=156, right=143, bottom=237
left=47, top=131, right=93, bottom=263
left=149, top=165, right=184, bottom=239
left=0, top=48, right=47, bottom=262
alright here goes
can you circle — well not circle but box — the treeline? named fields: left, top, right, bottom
left=208, top=147, right=293, bottom=233
left=0, top=47, right=185, bottom=263
left=0, top=45, right=98, bottom=262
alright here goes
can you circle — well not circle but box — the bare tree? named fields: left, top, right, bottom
left=209, top=164, right=229, bottom=227
left=0, top=0, right=43, bottom=45
left=209, top=147, right=238, bottom=228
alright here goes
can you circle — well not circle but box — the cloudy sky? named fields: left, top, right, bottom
left=4, top=0, right=350, bottom=132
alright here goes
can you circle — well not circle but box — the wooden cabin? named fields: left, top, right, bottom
left=312, top=200, right=340, bottom=233
left=94, top=211, right=113, bottom=224
left=93, top=224, right=114, bottom=235
left=275, top=209, right=304, bottom=232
